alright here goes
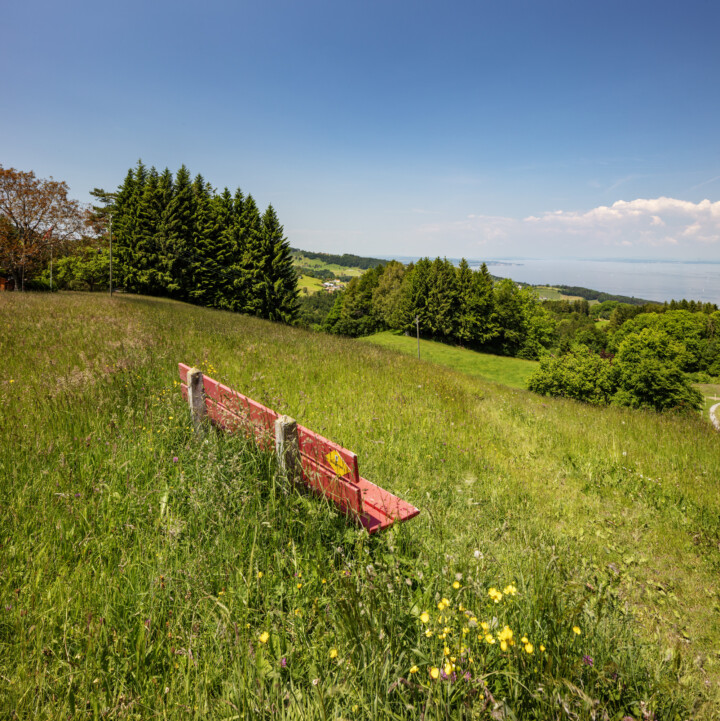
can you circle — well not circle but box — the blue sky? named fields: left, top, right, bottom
left=3, top=0, right=719, bottom=260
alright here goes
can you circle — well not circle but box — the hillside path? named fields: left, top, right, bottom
left=711, top=403, right=720, bottom=432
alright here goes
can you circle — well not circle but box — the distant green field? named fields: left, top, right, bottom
left=696, top=383, right=720, bottom=416
left=297, top=274, right=324, bottom=295
left=293, top=255, right=364, bottom=277
left=361, top=331, right=538, bottom=389
left=533, top=286, right=600, bottom=304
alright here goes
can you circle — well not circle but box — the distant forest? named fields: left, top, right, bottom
left=291, top=248, right=386, bottom=270
left=553, top=285, right=654, bottom=305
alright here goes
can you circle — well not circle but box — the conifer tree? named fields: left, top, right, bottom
left=132, top=167, right=161, bottom=294
left=113, top=161, right=147, bottom=288
left=426, top=257, right=458, bottom=339
left=232, top=194, right=263, bottom=314
left=259, top=204, right=298, bottom=323
left=162, top=165, right=195, bottom=299
left=401, top=258, right=432, bottom=335
left=151, top=168, right=175, bottom=294
left=456, top=260, right=496, bottom=346
left=209, top=188, right=236, bottom=309
left=371, top=260, right=406, bottom=329
left=188, top=174, right=217, bottom=306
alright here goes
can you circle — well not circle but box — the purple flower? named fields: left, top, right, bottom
left=74, top=493, right=81, bottom=498
left=582, top=655, right=594, bottom=667
left=173, top=456, right=179, bottom=463
left=463, top=671, right=471, bottom=681
left=280, top=657, right=287, bottom=668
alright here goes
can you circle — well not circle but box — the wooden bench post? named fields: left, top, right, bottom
left=275, top=415, right=302, bottom=485
left=187, top=367, right=207, bottom=432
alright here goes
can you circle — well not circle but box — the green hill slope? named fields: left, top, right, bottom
left=2, top=292, right=719, bottom=719
left=361, top=331, right=538, bottom=389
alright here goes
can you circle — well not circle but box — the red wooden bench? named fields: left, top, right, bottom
left=178, top=363, right=419, bottom=534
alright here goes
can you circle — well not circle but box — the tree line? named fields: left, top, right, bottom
left=321, top=258, right=556, bottom=359
left=94, top=161, right=298, bottom=322
left=291, top=248, right=386, bottom=270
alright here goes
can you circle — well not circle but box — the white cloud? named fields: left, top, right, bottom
left=414, top=197, right=720, bottom=259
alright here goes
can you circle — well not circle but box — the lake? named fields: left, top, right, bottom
left=469, top=259, right=720, bottom=304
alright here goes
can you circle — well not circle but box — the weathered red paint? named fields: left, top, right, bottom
left=178, top=363, right=420, bottom=534
left=296, top=424, right=360, bottom=484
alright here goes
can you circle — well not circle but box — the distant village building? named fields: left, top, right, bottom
left=322, top=280, right=344, bottom=292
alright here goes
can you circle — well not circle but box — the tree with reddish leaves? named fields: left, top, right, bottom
left=0, top=165, right=84, bottom=290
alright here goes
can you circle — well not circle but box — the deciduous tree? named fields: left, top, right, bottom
left=0, top=165, right=84, bottom=290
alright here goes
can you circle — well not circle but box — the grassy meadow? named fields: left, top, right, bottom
left=297, top=274, right=325, bottom=295
left=2, top=293, right=720, bottom=719
left=362, top=331, right=538, bottom=389
left=532, top=286, right=590, bottom=302
left=292, top=255, right=364, bottom=278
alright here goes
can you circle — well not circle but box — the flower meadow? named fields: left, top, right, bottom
left=2, top=293, right=718, bottom=719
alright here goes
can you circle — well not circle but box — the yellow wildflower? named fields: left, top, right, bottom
left=453, top=581, right=460, bottom=590
left=480, top=621, right=489, bottom=631
left=410, top=665, right=419, bottom=674
left=500, top=640, right=507, bottom=651
left=329, top=648, right=338, bottom=659
left=498, top=626, right=513, bottom=642
left=488, top=588, right=503, bottom=603
left=257, top=571, right=264, bottom=579
left=420, top=612, right=430, bottom=624
left=259, top=632, right=269, bottom=644
left=572, top=626, right=581, bottom=636
left=444, top=662, right=454, bottom=676
left=425, top=629, right=433, bottom=638
left=540, top=645, right=546, bottom=652
left=521, top=636, right=528, bottom=644
left=429, top=667, right=440, bottom=679
left=444, top=646, right=450, bottom=656
left=525, top=643, right=534, bottom=654
left=485, top=634, right=495, bottom=644
left=503, top=584, right=518, bottom=596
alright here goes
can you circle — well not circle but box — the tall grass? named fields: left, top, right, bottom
left=2, top=292, right=719, bottom=719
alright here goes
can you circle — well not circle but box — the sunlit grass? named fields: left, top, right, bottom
left=2, top=292, right=719, bottom=719
left=360, top=330, right=538, bottom=389
left=297, top=274, right=325, bottom=295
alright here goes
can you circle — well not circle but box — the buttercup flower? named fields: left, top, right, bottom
left=259, top=631, right=269, bottom=644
